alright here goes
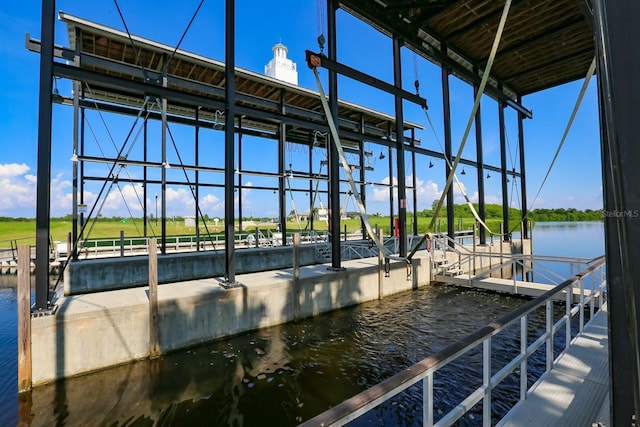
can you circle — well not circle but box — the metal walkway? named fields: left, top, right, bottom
left=498, top=304, right=609, bottom=426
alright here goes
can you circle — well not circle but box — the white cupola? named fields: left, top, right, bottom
left=264, top=42, right=298, bottom=85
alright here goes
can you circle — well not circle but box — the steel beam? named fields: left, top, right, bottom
left=474, top=72, right=487, bottom=245
left=143, top=108, right=148, bottom=237
left=160, top=79, right=168, bottom=254
left=34, top=0, right=56, bottom=310
left=305, top=50, right=427, bottom=109
left=499, top=100, right=509, bottom=241
left=593, top=0, right=640, bottom=423
left=442, top=59, right=455, bottom=247
left=224, top=0, right=236, bottom=284
left=411, top=129, right=418, bottom=235
left=358, top=114, right=367, bottom=239
left=278, top=90, right=287, bottom=245
left=238, top=116, right=243, bottom=233
left=327, top=0, right=341, bottom=269
left=393, top=36, right=407, bottom=257
left=72, top=79, right=80, bottom=260
left=517, top=96, right=528, bottom=239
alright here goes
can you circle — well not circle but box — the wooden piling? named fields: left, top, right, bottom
left=293, top=233, right=300, bottom=319
left=148, top=239, right=159, bottom=358
left=17, top=245, right=32, bottom=393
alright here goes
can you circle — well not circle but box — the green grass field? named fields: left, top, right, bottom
left=0, top=215, right=509, bottom=248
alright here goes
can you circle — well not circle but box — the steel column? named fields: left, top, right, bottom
left=441, top=60, right=455, bottom=247
left=593, top=0, right=640, bottom=423
left=34, top=0, right=56, bottom=310
left=359, top=114, right=367, bottom=239
left=195, top=107, right=200, bottom=248
left=517, top=96, right=528, bottom=239
left=143, top=108, right=148, bottom=237
left=308, top=138, right=314, bottom=231
left=498, top=100, right=509, bottom=241
left=387, top=129, right=394, bottom=237
left=160, top=82, right=168, bottom=254
left=72, top=80, right=79, bottom=260
left=224, top=0, right=236, bottom=283
left=411, top=128, right=418, bottom=236
left=238, top=116, right=243, bottom=233
left=327, top=0, right=341, bottom=269
left=279, top=90, right=287, bottom=245
left=474, top=71, right=487, bottom=245
left=393, top=36, right=407, bottom=257
left=79, top=87, right=85, bottom=242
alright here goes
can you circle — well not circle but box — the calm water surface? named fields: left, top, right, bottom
left=0, top=221, right=605, bottom=426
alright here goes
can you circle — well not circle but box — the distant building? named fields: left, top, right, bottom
left=264, top=42, right=298, bottom=85
left=184, top=216, right=195, bottom=227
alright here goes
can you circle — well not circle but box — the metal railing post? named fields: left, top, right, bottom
left=483, top=337, right=492, bottom=427
left=520, top=315, right=528, bottom=400
left=579, top=277, right=585, bottom=333
left=566, top=281, right=572, bottom=351
left=546, top=300, right=553, bottom=372
left=424, top=374, right=434, bottom=426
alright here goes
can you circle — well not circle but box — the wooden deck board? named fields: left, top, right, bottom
left=498, top=305, right=609, bottom=426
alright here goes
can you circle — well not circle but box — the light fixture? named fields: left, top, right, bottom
left=461, top=168, right=466, bottom=175
left=428, top=161, right=434, bottom=168
left=486, top=173, right=491, bottom=179
left=379, top=152, right=385, bottom=160
left=52, top=77, right=63, bottom=102
left=273, top=189, right=277, bottom=194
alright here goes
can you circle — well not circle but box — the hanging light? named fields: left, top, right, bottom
left=428, top=161, right=434, bottom=168
left=486, top=173, right=491, bottom=179
left=461, top=168, right=466, bottom=175
left=52, top=77, right=63, bottom=102
left=379, top=152, right=385, bottom=160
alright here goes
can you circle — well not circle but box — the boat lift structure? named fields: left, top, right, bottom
left=31, top=0, right=640, bottom=423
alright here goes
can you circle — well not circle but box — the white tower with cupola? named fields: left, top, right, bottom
left=264, top=42, right=298, bottom=85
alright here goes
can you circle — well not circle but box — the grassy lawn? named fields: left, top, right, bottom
left=0, top=215, right=511, bottom=248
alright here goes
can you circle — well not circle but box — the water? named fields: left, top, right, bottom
left=0, top=222, right=605, bottom=426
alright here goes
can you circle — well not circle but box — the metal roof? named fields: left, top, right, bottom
left=339, top=0, right=594, bottom=99
left=57, top=12, right=422, bottom=148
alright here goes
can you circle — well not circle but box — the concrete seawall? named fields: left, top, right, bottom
left=32, top=253, right=430, bottom=385
left=64, top=245, right=318, bottom=295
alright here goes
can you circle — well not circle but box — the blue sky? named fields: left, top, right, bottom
left=0, top=1, right=602, bottom=220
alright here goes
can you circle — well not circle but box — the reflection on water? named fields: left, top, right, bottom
left=531, top=221, right=604, bottom=258
left=15, top=287, right=542, bottom=426
left=0, top=222, right=604, bottom=426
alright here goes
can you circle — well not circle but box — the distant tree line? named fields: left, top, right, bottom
left=1, top=205, right=603, bottom=223
left=415, top=204, right=603, bottom=222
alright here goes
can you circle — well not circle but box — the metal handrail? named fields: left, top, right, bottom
left=299, top=257, right=607, bottom=427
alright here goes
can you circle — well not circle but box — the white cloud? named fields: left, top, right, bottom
left=0, top=163, right=30, bottom=178
left=370, top=175, right=443, bottom=211
left=200, top=193, right=224, bottom=215
left=0, top=164, right=36, bottom=216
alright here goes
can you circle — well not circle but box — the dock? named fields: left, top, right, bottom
left=498, top=304, right=610, bottom=426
